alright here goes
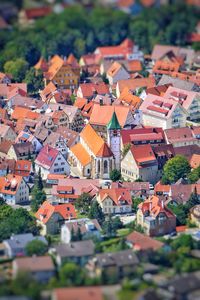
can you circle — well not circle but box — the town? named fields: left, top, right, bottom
left=0, top=0, right=200, bottom=299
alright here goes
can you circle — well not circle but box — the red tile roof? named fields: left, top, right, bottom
left=138, top=195, right=175, bottom=218
left=25, top=6, right=52, bottom=19
left=35, top=200, right=76, bottom=224
left=130, top=144, right=157, bottom=167
left=127, top=231, right=164, bottom=251
left=35, top=145, right=59, bottom=169
left=14, top=160, right=32, bottom=177
left=53, top=287, right=103, bottom=300
left=99, top=188, right=132, bottom=206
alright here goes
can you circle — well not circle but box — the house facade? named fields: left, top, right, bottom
left=96, top=188, right=132, bottom=214
left=137, top=195, right=176, bottom=236
left=35, top=145, right=70, bottom=180
left=0, top=174, right=29, bottom=205
left=121, top=144, right=158, bottom=184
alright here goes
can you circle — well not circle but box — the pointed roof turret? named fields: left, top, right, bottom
left=107, top=111, right=121, bottom=130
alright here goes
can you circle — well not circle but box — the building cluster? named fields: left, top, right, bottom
left=0, top=26, right=200, bottom=299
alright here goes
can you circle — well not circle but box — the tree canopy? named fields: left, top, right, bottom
left=162, top=155, right=191, bottom=184
left=0, top=204, right=39, bottom=242
left=26, top=239, right=48, bottom=256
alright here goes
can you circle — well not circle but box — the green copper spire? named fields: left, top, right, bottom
left=107, top=111, right=121, bottom=130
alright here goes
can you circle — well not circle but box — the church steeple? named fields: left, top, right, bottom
left=107, top=110, right=121, bottom=171
left=107, top=111, right=121, bottom=130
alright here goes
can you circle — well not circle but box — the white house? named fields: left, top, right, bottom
left=0, top=174, right=29, bottom=205
left=121, top=144, right=158, bottom=184
left=96, top=188, right=132, bottom=214
left=61, top=218, right=102, bottom=244
left=140, top=94, right=187, bottom=130
left=35, top=145, right=70, bottom=180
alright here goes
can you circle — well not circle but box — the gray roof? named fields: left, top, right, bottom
left=53, top=240, right=95, bottom=258
left=95, top=249, right=139, bottom=267
left=158, top=75, right=196, bottom=91
left=4, top=233, right=46, bottom=250
left=163, top=271, right=200, bottom=295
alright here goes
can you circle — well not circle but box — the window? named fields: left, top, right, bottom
left=104, top=160, right=108, bottom=174
left=98, top=160, right=100, bottom=173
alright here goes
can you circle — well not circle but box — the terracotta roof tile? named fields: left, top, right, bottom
left=80, top=124, right=105, bottom=156
left=89, top=103, right=130, bottom=127
left=127, top=231, right=164, bottom=251
left=70, top=143, right=91, bottom=166
left=53, top=287, right=103, bottom=300
left=35, top=200, right=76, bottom=224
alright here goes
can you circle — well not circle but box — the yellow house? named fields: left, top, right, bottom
left=42, top=55, right=80, bottom=89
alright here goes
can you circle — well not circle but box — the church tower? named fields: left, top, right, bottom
left=107, top=111, right=121, bottom=170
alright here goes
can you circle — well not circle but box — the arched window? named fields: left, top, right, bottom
left=98, top=160, right=101, bottom=173
left=104, top=160, right=108, bottom=174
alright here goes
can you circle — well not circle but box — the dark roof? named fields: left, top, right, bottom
left=4, top=233, right=46, bottom=250
left=13, top=142, right=34, bottom=156
left=163, top=272, right=200, bottom=295
left=174, top=145, right=200, bottom=160
left=54, top=240, right=95, bottom=258
left=95, top=249, right=139, bottom=267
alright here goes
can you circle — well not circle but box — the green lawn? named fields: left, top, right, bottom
left=76, top=212, right=88, bottom=219
left=117, top=228, right=131, bottom=237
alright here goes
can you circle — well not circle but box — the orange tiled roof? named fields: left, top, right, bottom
left=154, top=181, right=170, bottom=193
left=34, top=57, right=48, bottom=72
left=12, top=107, right=32, bottom=121
left=35, top=200, right=76, bottom=224
left=153, top=60, right=180, bottom=75
left=45, top=55, right=64, bottom=81
left=99, top=188, right=132, bottom=206
left=119, top=87, right=141, bottom=109
left=70, top=143, right=91, bottom=166
left=80, top=124, right=105, bottom=156
left=118, top=76, right=155, bottom=94
left=53, top=287, right=103, bottom=300
left=96, top=143, right=113, bottom=157
left=0, top=174, right=23, bottom=195
left=127, top=60, right=142, bottom=72
left=89, top=103, right=130, bottom=128
left=139, top=195, right=175, bottom=218
left=107, top=62, right=123, bottom=77
left=74, top=97, right=87, bottom=110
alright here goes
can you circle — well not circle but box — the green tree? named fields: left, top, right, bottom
left=132, top=197, right=143, bottom=213
left=24, top=67, right=44, bottom=95
left=89, top=201, right=104, bottom=225
left=162, top=155, right=190, bottom=184
left=75, top=192, right=92, bottom=214
left=112, top=216, right=123, bottom=231
left=26, top=239, right=48, bottom=256
left=37, top=168, right=44, bottom=190
left=0, top=205, right=39, bottom=242
left=168, top=203, right=188, bottom=226
left=4, top=58, right=29, bottom=82
left=103, top=215, right=116, bottom=237
left=110, top=169, right=121, bottom=182
left=59, top=263, right=85, bottom=286
left=188, top=166, right=200, bottom=183
left=31, top=188, right=46, bottom=212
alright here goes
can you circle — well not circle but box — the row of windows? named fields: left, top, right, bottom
left=122, top=168, right=135, bottom=177
left=54, top=168, right=65, bottom=172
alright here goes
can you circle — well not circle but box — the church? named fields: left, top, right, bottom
left=69, top=112, right=121, bottom=179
